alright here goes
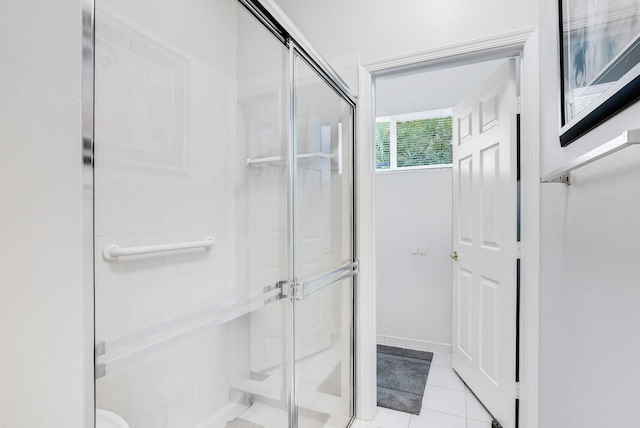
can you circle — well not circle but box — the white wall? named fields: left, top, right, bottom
left=538, top=0, right=640, bottom=426
left=375, top=169, right=452, bottom=346
left=274, top=0, right=537, bottom=65
left=0, top=1, right=86, bottom=427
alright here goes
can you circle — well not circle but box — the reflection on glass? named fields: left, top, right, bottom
left=296, top=278, right=353, bottom=428
left=294, top=56, right=354, bottom=281
left=293, top=55, right=354, bottom=426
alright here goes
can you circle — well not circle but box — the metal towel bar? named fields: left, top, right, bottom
left=95, top=260, right=359, bottom=378
left=541, top=129, right=640, bottom=185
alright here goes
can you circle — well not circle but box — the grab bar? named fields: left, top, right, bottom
left=541, top=129, right=640, bottom=185
left=103, top=237, right=214, bottom=261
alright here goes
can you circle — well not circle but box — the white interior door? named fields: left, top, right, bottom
left=451, top=59, right=518, bottom=428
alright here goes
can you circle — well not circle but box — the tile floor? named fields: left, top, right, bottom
left=351, top=351, right=494, bottom=428
left=220, top=350, right=494, bottom=428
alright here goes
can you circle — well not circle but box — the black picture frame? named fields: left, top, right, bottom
left=558, top=0, right=640, bottom=146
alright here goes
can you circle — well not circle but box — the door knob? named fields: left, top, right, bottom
left=450, top=251, right=458, bottom=261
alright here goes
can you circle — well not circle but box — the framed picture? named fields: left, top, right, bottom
left=558, top=0, right=640, bottom=146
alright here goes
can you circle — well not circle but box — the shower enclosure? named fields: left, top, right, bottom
left=89, top=0, right=357, bottom=427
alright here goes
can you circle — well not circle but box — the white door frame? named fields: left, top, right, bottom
left=355, top=28, right=540, bottom=428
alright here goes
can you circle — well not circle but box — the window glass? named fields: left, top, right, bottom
left=396, top=116, right=452, bottom=168
left=375, top=110, right=452, bottom=170
left=375, top=121, right=391, bottom=169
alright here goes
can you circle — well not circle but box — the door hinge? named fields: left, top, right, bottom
left=515, top=381, right=521, bottom=399
left=516, top=96, right=521, bottom=114
left=279, top=280, right=307, bottom=301
left=515, top=241, right=522, bottom=260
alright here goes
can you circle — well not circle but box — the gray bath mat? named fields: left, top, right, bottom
left=377, top=345, right=433, bottom=415
left=225, top=417, right=264, bottom=428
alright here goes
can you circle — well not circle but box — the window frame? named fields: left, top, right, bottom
left=375, top=108, right=454, bottom=171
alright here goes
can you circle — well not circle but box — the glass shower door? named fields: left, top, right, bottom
left=93, top=2, right=292, bottom=427
left=291, top=51, right=355, bottom=428
left=92, top=1, right=356, bottom=427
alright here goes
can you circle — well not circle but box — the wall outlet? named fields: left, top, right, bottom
left=419, top=245, right=426, bottom=254
left=410, top=245, right=418, bottom=254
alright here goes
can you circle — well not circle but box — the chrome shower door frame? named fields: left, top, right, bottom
left=285, top=38, right=358, bottom=427
left=81, top=0, right=96, bottom=427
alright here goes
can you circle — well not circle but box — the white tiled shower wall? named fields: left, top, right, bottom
left=239, top=63, right=289, bottom=375
left=91, top=1, right=348, bottom=425
left=93, top=1, right=247, bottom=426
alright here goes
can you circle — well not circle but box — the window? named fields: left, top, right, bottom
left=375, top=109, right=453, bottom=170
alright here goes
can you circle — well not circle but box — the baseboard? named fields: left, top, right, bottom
left=376, top=334, right=452, bottom=354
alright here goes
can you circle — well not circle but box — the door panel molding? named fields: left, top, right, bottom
left=452, top=59, right=518, bottom=428
left=362, top=28, right=536, bottom=74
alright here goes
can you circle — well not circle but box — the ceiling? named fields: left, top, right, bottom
left=375, top=59, right=509, bottom=117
